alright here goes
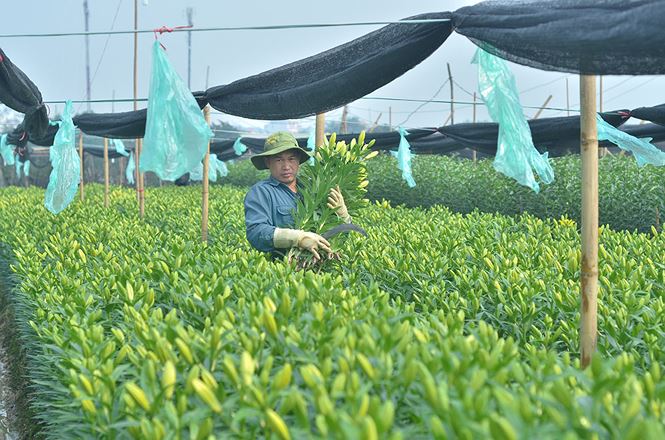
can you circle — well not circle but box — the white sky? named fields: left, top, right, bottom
left=1, top=0, right=664, bottom=135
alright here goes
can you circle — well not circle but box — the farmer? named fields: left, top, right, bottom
left=244, top=131, right=351, bottom=260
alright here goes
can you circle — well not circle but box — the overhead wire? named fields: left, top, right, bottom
left=0, top=18, right=452, bottom=39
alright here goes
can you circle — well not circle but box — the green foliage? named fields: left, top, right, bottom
left=293, top=132, right=374, bottom=235
left=0, top=185, right=664, bottom=439
left=221, top=154, right=665, bottom=233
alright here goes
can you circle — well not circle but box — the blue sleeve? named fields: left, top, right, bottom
left=244, top=185, right=276, bottom=253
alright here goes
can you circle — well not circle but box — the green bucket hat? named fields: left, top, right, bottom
left=250, top=131, right=312, bottom=170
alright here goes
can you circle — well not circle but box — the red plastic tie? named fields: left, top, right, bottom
left=153, top=25, right=193, bottom=49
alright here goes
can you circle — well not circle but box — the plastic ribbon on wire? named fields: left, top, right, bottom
left=126, top=152, right=136, bottom=185
left=141, top=40, right=212, bottom=181
left=209, top=154, right=229, bottom=182
left=596, top=114, right=665, bottom=167
left=473, top=48, right=554, bottom=193
left=396, top=127, right=416, bottom=187
left=189, top=154, right=229, bottom=182
left=233, top=137, right=248, bottom=156
left=14, top=155, right=22, bottom=177
left=44, top=100, right=80, bottom=214
left=112, top=139, right=130, bottom=157
left=0, top=134, right=15, bottom=166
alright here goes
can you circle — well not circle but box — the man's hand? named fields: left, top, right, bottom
left=327, top=186, right=352, bottom=223
left=273, top=228, right=332, bottom=260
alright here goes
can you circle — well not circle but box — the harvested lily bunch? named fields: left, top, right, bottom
left=288, top=131, right=376, bottom=270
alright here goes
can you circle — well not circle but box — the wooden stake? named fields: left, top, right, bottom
left=340, top=105, right=348, bottom=134
left=202, top=105, right=211, bottom=242
left=103, top=137, right=109, bottom=208
left=532, top=95, right=553, bottom=120
left=315, top=113, right=325, bottom=147
left=447, top=62, right=454, bottom=125
left=79, top=132, right=85, bottom=201
left=368, top=113, right=382, bottom=133
left=133, top=0, right=145, bottom=217
left=566, top=78, right=570, bottom=117
left=388, top=106, right=392, bottom=131
left=599, top=76, right=608, bottom=157
left=472, top=92, right=477, bottom=162
left=138, top=139, right=145, bottom=218
left=580, top=74, right=599, bottom=369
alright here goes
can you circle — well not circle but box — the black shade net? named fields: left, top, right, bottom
left=0, top=48, right=48, bottom=138
left=438, top=111, right=630, bottom=153
left=630, top=104, right=665, bottom=127
left=453, top=0, right=665, bottom=75
left=205, top=12, right=453, bottom=119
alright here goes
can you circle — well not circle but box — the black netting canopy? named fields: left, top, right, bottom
left=453, top=0, right=665, bottom=75
left=205, top=12, right=452, bottom=119
left=439, top=111, right=630, bottom=152
left=630, top=104, right=665, bottom=127
left=0, top=48, right=48, bottom=139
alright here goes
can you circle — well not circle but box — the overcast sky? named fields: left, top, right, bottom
left=2, top=0, right=664, bottom=136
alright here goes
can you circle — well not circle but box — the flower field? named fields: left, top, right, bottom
left=0, top=183, right=664, bottom=438
left=223, top=155, right=665, bottom=234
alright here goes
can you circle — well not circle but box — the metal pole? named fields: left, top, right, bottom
left=580, top=74, right=599, bottom=369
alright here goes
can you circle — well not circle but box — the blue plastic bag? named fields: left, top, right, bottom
left=473, top=48, right=554, bottom=193
left=209, top=154, right=229, bottom=181
left=126, top=152, right=136, bottom=185
left=15, top=155, right=21, bottom=177
left=24, top=160, right=30, bottom=177
left=396, top=127, right=416, bottom=187
left=233, top=137, right=248, bottom=156
left=141, top=40, right=213, bottom=180
left=0, top=134, right=15, bottom=166
left=44, top=101, right=80, bottom=214
left=596, top=114, right=665, bottom=167
left=189, top=154, right=229, bottom=182
left=306, top=130, right=316, bottom=165
left=112, top=139, right=130, bottom=157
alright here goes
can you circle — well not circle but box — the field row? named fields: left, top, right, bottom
left=0, top=185, right=663, bottom=438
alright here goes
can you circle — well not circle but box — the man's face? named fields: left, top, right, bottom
left=266, top=150, right=301, bottom=185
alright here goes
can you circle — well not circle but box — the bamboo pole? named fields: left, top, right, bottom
left=202, top=105, right=211, bottom=242
left=133, top=0, right=145, bottom=217
left=340, top=105, right=348, bottom=134
left=103, top=137, right=109, bottom=208
left=566, top=78, right=570, bottom=117
left=599, top=76, right=608, bottom=157
left=447, top=62, right=454, bottom=125
left=580, top=74, right=599, bottom=369
left=472, top=92, right=477, bottom=162
left=368, top=113, right=382, bottom=133
left=388, top=106, right=392, bottom=131
left=79, top=132, right=85, bottom=201
left=315, top=113, right=325, bottom=147
left=532, top=95, right=553, bottom=120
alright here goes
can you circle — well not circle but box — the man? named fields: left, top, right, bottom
left=244, top=131, right=351, bottom=260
